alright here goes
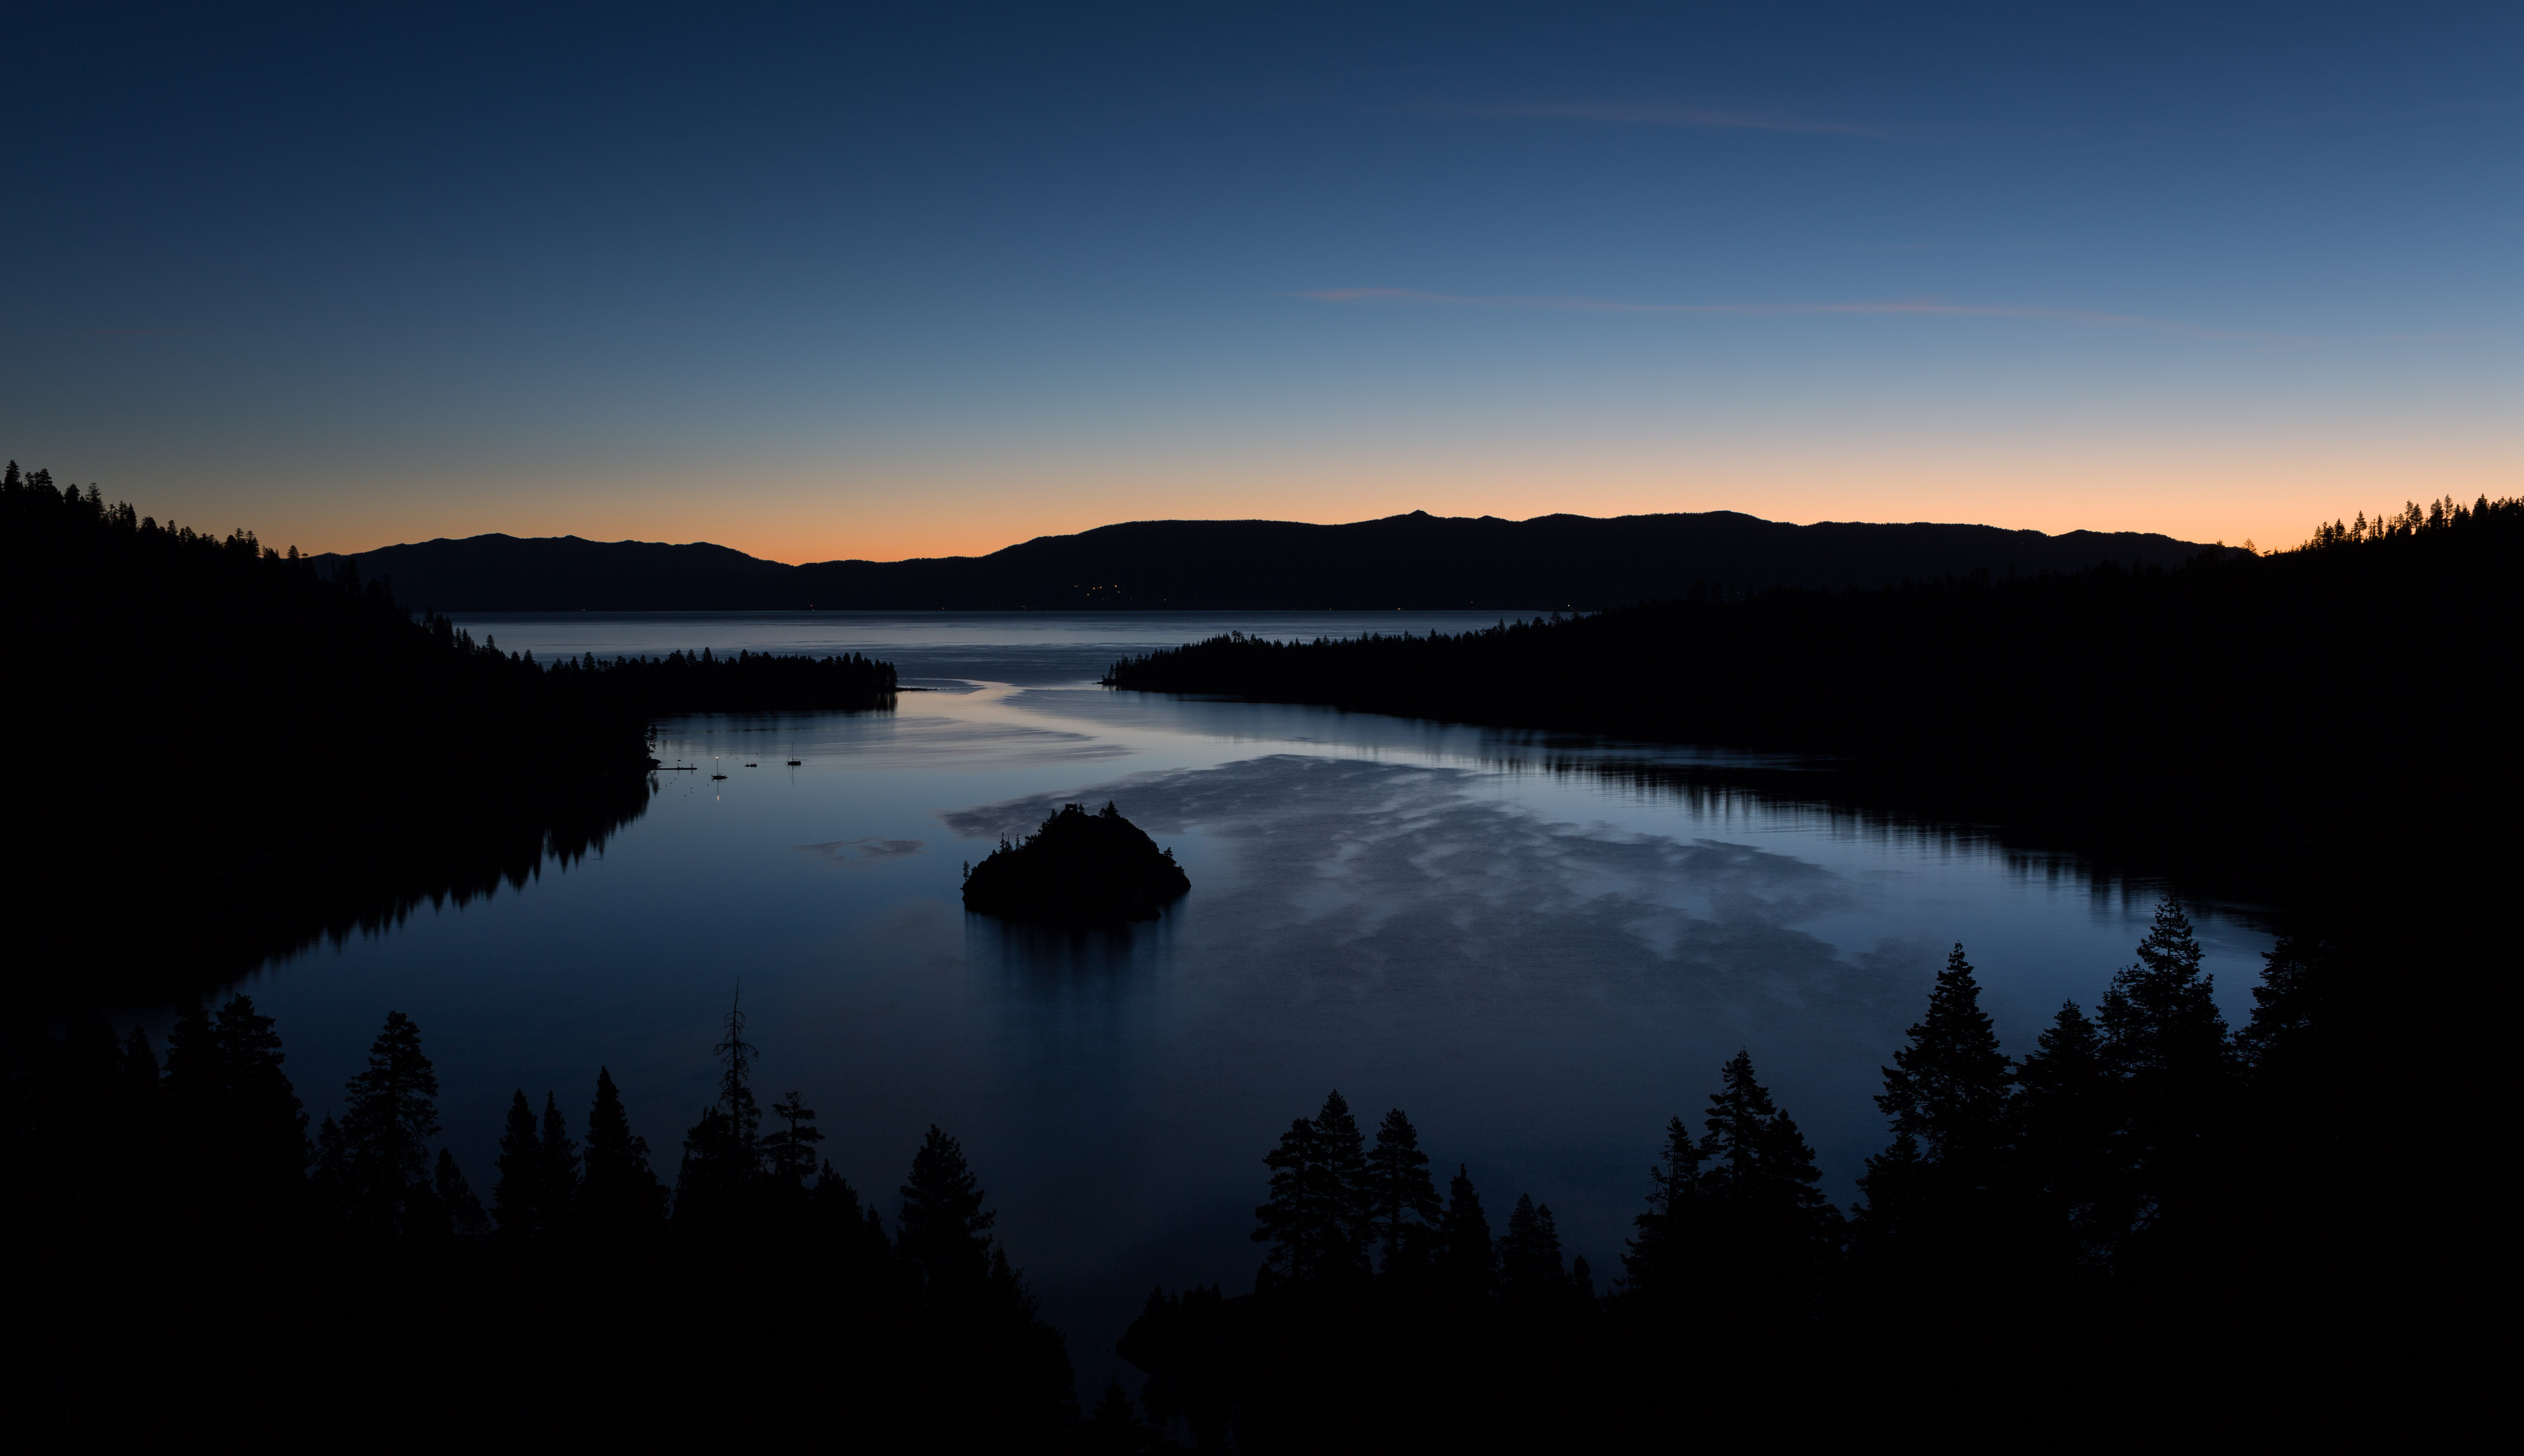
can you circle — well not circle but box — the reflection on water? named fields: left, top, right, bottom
left=970, top=915, right=1175, bottom=986
left=223, top=612, right=2272, bottom=1385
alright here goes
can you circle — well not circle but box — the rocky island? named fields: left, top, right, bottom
left=960, top=801, right=1190, bottom=923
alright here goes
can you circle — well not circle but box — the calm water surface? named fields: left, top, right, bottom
left=232, top=612, right=2272, bottom=1378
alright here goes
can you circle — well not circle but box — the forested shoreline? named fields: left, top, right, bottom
left=1107, top=496, right=2522, bottom=901
left=9, top=899, right=2387, bottom=1444
left=1116, top=900, right=2403, bottom=1444
left=9, top=992, right=1074, bottom=1442
left=1, top=463, right=893, bottom=1003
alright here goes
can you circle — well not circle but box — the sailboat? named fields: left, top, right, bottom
left=710, top=755, right=727, bottom=781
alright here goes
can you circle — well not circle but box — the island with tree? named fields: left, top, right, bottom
left=961, top=801, right=1191, bottom=923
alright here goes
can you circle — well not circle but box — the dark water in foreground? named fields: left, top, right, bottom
left=218, top=611, right=2272, bottom=1384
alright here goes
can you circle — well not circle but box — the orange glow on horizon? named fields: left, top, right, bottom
left=247, top=441, right=2520, bottom=567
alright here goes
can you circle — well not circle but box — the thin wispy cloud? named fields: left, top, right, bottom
left=1447, top=102, right=1892, bottom=138
left=1294, top=287, right=2306, bottom=343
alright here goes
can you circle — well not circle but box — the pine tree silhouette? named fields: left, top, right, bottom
left=1879, top=944, right=2013, bottom=1164
left=1436, top=1164, right=1496, bottom=1302
left=1857, top=944, right=2014, bottom=1241
left=1253, top=1112, right=1329, bottom=1291
left=1364, top=1107, right=1443, bottom=1274
left=677, top=988, right=766, bottom=1230
left=1622, top=1115, right=1704, bottom=1300
left=317, top=1011, right=440, bottom=1234
left=2092, top=900, right=2239, bottom=1247
left=1252, top=1091, right=1372, bottom=1294
left=2239, top=933, right=2332, bottom=1072
left=1312, top=1091, right=1370, bottom=1282
left=581, top=1066, right=667, bottom=1238
left=2101, top=900, right=2232, bottom=1083
left=1499, top=1194, right=1569, bottom=1304
left=2011, top=1000, right=2113, bottom=1259
left=674, top=1107, right=745, bottom=1231
left=2100, top=902, right=2236, bottom=1175
left=1702, top=1051, right=1829, bottom=1215
left=161, top=995, right=308, bottom=1230
left=765, top=1091, right=826, bottom=1190
left=1698, top=1050, right=1840, bottom=1322
left=220, top=997, right=310, bottom=1213
left=1853, top=944, right=2024, bottom=1315
left=713, top=986, right=763, bottom=1152
left=897, top=1125, right=997, bottom=1297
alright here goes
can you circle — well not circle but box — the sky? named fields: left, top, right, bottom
left=4, top=1, right=2516, bottom=562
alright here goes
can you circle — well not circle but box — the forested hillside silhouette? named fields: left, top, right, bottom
left=1110, top=496, right=2524, bottom=900
left=1113, top=901, right=2374, bottom=1445
left=312, top=509, right=2215, bottom=610
left=1, top=463, right=893, bottom=1003
left=7, top=995, right=1073, bottom=1443
left=7, top=899, right=2401, bottom=1443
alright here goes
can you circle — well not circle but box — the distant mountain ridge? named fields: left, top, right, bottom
left=312, top=510, right=2221, bottom=612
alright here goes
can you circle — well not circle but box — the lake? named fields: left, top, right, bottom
left=225, top=610, right=2272, bottom=1382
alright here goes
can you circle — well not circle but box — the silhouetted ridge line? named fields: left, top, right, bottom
left=309, top=509, right=2218, bottom=610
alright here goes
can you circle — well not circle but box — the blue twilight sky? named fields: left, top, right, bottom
left=3, top=1, right=2516, bottom=561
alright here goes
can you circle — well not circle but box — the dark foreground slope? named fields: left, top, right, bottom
left=316, top=510, right=2214, bottom=611
left=7, top=895, right=2468, bottom=1446
left=6, top=1001, right=1077, bottom=1445
left=0, top=466, right=892, bottom=1003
